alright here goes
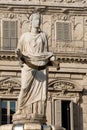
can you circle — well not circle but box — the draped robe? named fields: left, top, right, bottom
left=17, top=32, right=48, bottom=110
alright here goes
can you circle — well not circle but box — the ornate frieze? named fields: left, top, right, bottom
left=53, top=81, right=74, bottom=90
left=48, top=79, right=83, bottom=101
left=48, top=80, right=83, bottom=92
left=1, top=50, right=87, bottom=64
left=56, top=53, right=87, bottom=64
left=0, top=51, right=17, bottom=60
left=0, top=12, right=17, bottom=19
left=0, top=77, right=21, bottom=95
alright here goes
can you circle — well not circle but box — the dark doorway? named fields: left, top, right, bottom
left=62, top=100, right=70, bottom=130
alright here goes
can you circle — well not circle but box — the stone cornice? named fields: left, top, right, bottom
left=0, top=50, right=17, bottom=61
left=55, top=53, right=87, bottom=64
left=1, top=51, right=87, bottom=64
left=0, top=3, right=87, bottom=14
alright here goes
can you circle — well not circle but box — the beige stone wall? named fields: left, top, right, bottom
left=48, top=62, right=87, bottom=130
left=0, top=1, right=87, bottom=130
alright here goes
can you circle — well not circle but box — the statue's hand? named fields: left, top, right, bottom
left=15, top=49, right=22, bottom=58
left=15, top=49, right=24, bottom=66
left=50, top=55, right=56, bottom=61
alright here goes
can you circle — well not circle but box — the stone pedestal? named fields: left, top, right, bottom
left=0, top=124, right=13, bottom=130
left=13, top=123, right=42, bottom=130
left=13, top=113, right=46, bottom=124
left=0, top=123, right=51, bottom=130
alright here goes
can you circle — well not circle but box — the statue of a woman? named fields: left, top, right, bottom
left=14, top=12, right=53, bottom=122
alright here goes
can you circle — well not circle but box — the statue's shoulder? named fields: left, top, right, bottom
left=40, top=31, right=46, bottom=35
left=40, top=31, right=47, bottom=38
left=20, top=32, right=31, bottom=40
left=40, top=32, right=47, bottom=42
left=22, top=32, right=30, bottom=37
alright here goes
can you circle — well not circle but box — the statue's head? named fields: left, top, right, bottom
left=29, top=12, right=41, bottom=29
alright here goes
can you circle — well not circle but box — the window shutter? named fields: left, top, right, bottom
left=54, top=100, right=62, bottom=126
left=70, top=102, right=79, bottom=130
left=3, top=21, right=10, bottom=50
left=10, top=21, right=17, bottom=38
left=2, top=20, right=18, bottom=50
left=46, top=100, right=51, bottom=124
left=10, top=21, right=18, bottom=49
left=0, top=99, right=1, bottom=125
left=56, top=22, right=72, bottom=42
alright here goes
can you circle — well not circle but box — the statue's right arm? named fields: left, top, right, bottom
left=17, top=34, right=24, bottom=52
left=15, top=34, right=24, bottom=66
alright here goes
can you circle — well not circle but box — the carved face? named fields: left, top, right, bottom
left=30, top=13, right=41, bottom=28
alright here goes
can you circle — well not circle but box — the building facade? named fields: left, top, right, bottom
left=0, top=0, right=87, bottom=130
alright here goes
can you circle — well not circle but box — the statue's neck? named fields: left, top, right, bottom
left=31, top=27, right=39, bottom=35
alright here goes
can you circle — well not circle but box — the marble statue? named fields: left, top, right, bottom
left=13, top=12, right=56, bottom=123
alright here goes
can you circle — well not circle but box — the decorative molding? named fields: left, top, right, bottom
left=48, top=79, right=83, bottom=92
left=0, top=2, right=87, bottom=14
left=0, top=77, right=21, bottom=95
left=48, top=79, right=83, bottom=101
left=0, top=51, right=17, bottom=60
left=56, top=53, right=87, bottom=64
left=1, top=51, right=87, bottom=64
left=52, top=14, right=70, bottom=22
left=0, top=0, right=86, bottom=4
left=1, top=12, right=17, bottom=19
left=53, top=81, right=74, bottom=90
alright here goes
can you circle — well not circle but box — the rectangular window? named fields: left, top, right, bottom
left=1, top=100, right=16, bottom=124
left=2, top=20, right=18, bottom=50
left=55, top=21, right=72, bottom=42
left=54, top=100, right=71, bottom=130
left=53, top=100, right=79, bottom=130
left=1, top=101, right=7, bottom=124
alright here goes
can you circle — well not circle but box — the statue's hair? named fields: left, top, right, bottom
left=29, top=12, right=41, bottom=23
left=28, top=12, right=41, bottom=32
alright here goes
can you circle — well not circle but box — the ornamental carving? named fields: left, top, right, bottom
left=48, top=80, right=83, bottom=92
left=52, top=14, right=70, bottom=22
left=48, top=80, right=83, bottom=101
left=1, top=12, right=17, bottom=19
left=0, top=78, right=20, bottom=89
left=0, top=78, right=21, bottom=95
left=53, top=81, right=74, bottom=90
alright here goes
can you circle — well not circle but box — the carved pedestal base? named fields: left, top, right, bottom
left=13, top=101, right=47, bottom=124
left=13, top=113, right=46, bottom=124
left=0, top=123, right=52, bottom=130
left=13, top=123, right=52, bottom=130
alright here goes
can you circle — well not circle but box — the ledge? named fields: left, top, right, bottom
left=1, top=51, right=87, bottom=64
left=0, top=2, right=87, bottom=13
left=0, top=50, right=17, bottom=60
left=55, top=53, right=87, bottom=64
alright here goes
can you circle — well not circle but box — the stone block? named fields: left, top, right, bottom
left=0, top=124, right=13, bottom=130
left=55, top=73, right=70, bottom=78
left=24, top=123, right=41, bottom=130
left=0, top=123, right=52, bottom=130
left=1, top=71, right=17, bottom=76
left=70, top=74, right=83, bottom=79
left=48, top=73, right=55, bottom=78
